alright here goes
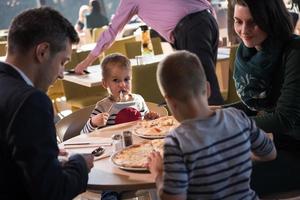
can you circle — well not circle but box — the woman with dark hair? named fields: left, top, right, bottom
left=86, top=0, right=108, bottom=29
left=230, top=0, right=300, bottom=196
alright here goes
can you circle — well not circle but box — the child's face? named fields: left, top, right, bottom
left=102, top=64, right=132, bottom=101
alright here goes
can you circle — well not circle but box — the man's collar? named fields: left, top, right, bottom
left=0, top=61, right=34, bottom=86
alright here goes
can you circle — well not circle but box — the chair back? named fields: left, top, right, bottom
left=62, top=81, right=107, bottom=110
left=224, top=45, right=240, bottom=104
left=63, top=49, right=105, bottom=110
left=56, top=105, right=95, bottom=142
left=131, top=62, right=164, bottom=104
left=125, top=41, right=142, bottom=59
left=104, top=35, right=136, bottom=56
left=0, top=41, right=7, bottom=56
left=92, top=26, right=106, bottom=43
left=146, top=102, right=168, bottom=116
left=151, top=37, right=163, bottom=55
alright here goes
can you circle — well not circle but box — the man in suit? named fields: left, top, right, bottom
left=0, top=7, right=94, bottom=200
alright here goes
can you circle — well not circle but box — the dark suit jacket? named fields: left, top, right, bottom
left=0, top=62, right=89, bottom=200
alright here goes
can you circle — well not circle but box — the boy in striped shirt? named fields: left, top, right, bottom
left=146, top=51, right=276, bottom=200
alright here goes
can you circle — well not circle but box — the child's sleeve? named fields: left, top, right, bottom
left=241, top=112, right=275, bottom=157
left=163, top=134, right=188, bottom=195
left=81, top=105, right=103, bottom=134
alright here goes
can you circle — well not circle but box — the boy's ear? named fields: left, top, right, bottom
left=206, top=81, right=211, bottom=99
left=102, top=79, right=108, bottom=89
left=165, top=95, right=177, bottom=109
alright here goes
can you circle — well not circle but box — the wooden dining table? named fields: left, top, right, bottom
left=60, top=121, right=157, bottom=193
left=63, top=49, right=230, bottom=90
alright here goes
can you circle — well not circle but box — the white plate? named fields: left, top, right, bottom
left=133, top=127, right=166, bottom=139
left=110, top=150, right=149, bottom=171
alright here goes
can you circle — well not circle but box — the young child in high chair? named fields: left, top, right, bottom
left=146, top=51, right=277, bottom=200
left=81, top=53, right=159, bottom=134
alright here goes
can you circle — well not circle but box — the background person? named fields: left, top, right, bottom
left=0, top=7, right=94, bottom=199
left=146, top=51, right=276, bottom=200
left=86, top=0, right=109, bottom=30
left=75, top=4, right=90, bottom=33
left=229, top=0, right=300, bottom=195
left=75, top=0, right=224, bottom=105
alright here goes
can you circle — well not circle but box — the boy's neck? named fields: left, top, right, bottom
left=177, top=97, right=214, bottom=122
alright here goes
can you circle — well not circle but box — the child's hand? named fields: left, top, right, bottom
left=146, top=151, right=163, bottom=177
left=144, top=111, right=160, bottom=120
left=91, top=112, right=109, bottom=127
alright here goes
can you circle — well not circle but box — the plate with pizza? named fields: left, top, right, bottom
left=111, top=139, right=164, bottom=171
left=133, top=116, right=179, bottom=139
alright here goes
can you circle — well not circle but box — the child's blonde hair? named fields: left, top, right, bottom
left=157, top=50, right=207, bottom=102
left=101, top=53, right=131, bottom=80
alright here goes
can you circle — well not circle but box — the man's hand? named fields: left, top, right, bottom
left=74, top=60, right=89, bottom=74
left=81, top=154, right=94, bottom=172
left=74, top=54, right=97, bottom=74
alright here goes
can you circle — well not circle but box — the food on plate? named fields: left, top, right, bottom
left=112, top=139, right=164, bottom=168
left=134, top=116, right=179, bottom=137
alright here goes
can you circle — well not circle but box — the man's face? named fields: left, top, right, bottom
left=38, top=41, right=72, bottom=92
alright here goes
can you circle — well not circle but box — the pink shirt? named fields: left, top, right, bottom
left=91, top=0, right=213, bottom=56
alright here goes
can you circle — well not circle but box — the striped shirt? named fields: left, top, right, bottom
left=81, top=94, right=148, bottom=134
left=163, top=107, right=274, bottom=200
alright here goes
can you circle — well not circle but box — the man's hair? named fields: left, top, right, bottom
left=8, top=7, right=79, bottom=55
left=233, top=0, right=293, bottom=42
left=157, top=50, right=207, bottom=102
left=101, top=53, right=131, bottom=79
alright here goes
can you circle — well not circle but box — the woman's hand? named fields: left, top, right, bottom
left=91, top=112, right=109, bottom=127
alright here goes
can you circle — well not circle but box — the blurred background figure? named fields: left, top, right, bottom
left=75, top=4, right=90, bottom=34
left=86, top=0, right=109, bottom=29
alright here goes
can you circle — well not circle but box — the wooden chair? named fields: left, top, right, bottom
left=0, top=41, right=7, bottom=56
left=47, top=79, right=65, bottom=116
left=151, top=37, right=163, bottom=55
left=223, top=45, right=240, bottom=104
left=63, top=50, right=106, bottom=111
left=104, top=35, right=136, bottom=56
left=131, top=62, right=164, bottom=104
left=92, top=26, right=106, bottom=43
left=146, top=101, right=168, bottom=116
left=55, top=104, right=95, bottom=142
left=125, top=41, right=142, bottom=59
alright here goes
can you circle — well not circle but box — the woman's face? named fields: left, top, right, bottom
left=234, top=4, right=268, bottom=50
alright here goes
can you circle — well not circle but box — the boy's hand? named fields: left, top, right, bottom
left=91, top=112, right=109, bottom=127
left=146, top=151, right=163, bottom=178
left=145, top=111, right=160, bottom=120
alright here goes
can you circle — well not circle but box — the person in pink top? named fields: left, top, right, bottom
left=74, top=0, right=224, bottom=105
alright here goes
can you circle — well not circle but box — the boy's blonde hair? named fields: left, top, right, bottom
left=101, top=53, right=131, bottom=80
left=157, top=50, right=207, bottom=102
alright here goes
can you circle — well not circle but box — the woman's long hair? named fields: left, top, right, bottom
left=233, top=0, right=294, bottom=42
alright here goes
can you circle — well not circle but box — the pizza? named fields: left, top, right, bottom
left=111, top=139, right=164, bottom=169
left=134, top=116, right=179, bottom=138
